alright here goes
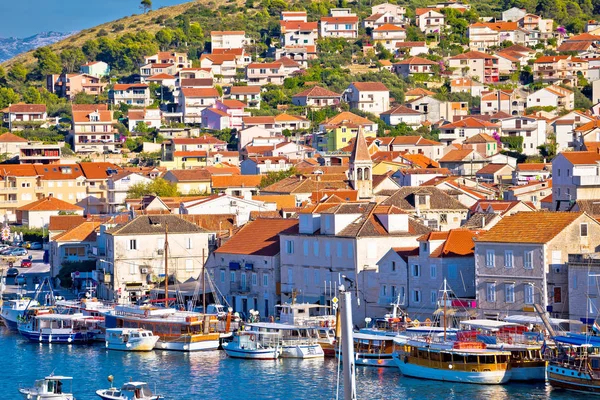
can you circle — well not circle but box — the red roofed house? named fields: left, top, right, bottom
left=553, top=151, right=600, bottom=210
left=2, top=104, right=47, bottom=132
left=393, top=56, right=437, bottom=78
left=319, top=9, right=359, bottom=39
left=415, top=8, right=445, bottom=33
left=291, top=86, right=341, bottom=108
left=139, top=62, right=176, bottom=82
left=46, top=73, right=107, bottom=100
left=162, top=135, right=228, bottom=167
left=389, top=135, right=444, bottom=160
left=439, top=117, right=500, bottom=146
left=179, top=88, right=220, bottom=124
left=371, top=24, right=406, bottom=51
left=526, top=85, right=574, bottom=111
left=380, top=106, right=425, bottom=127
left=199, top=54, right=238, bottom=83
left=71, top=109, right=117, bottom=153
left=201, top=99, right=251, bottom=131
left=448, top=51, right=499, bottom=84
left=17, top=195, right=84, bottom=228
left=109, top=83, right=152, bottom=107
left=533, top=55, right=588, bottom=86
left=396, top=41, right=429, bottom=57
left=246, top=58, right=301, bottom=86
left=241, top=156, right=294, bottom=175
left=127, top=108, right=162, bottom=132
left=345, top=82, right=390, bottom=116
left=144, top=51, right=191, bottom=69
left=280, top=13, right=318, bottom=47
left=450, top=77, right=485, bottom=97
left=229, top=86, right=261, bottom=109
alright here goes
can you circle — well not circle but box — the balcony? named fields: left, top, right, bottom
left=0, top=187, right=18, bottom=192
left=230, top=282, right=252, bottom=294
left=572, top=175, right=600, bottom=186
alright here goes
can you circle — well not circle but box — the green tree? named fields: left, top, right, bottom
left=155, top=28, right=173, bottom=50
left=73, top=91, right=97, bottom=104
left=22, top=87, right=42, bottom=104
left=0, top=88, right=20, bottom=109
left=140, top=0, right=152, bottom=13
left=8, top=64, right=28, bottom=83
left=33, top=47, right=62, bottom=77
left=259, top=168, right=298, bottom=188
left=127, top=178, right=179, bottom=198
left=61, top=48, right=87, bottom=73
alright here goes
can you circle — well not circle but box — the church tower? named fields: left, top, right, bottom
left=349, top=128, right=373, bottom=199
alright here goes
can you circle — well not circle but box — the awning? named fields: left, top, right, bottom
left=555, top=334, right=600, bottom=347
left=504, top=315, right=583, bottom=327
left=229, top=262, right=240, bottom=270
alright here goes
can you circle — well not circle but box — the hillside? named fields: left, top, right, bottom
left=1, top=0, right=238, bottom=68
left=0, top=32, right=77, bottom=63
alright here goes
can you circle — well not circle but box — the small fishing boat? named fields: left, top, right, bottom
left=96, top=376, right=163, bottom=400
left=246, top=322, right=324, bottom=358
left=1, top=297, right=40, bottom=329
left=337, top=333, right=396, bottom=367
left=105, top=328, right=159, bottom=352
left=19, top=375, right=74, bottom=400
left=18, top=313, right=99, bottom=344
left=222, top=331, right=282, bottom=359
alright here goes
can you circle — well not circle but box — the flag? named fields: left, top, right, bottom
left=593, top=320, right=600, bottom=334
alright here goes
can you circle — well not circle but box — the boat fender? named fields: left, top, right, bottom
left=144, top=309, right=149, bottom=318
left=404, top=356, right=408, bottom=364
left=413, top=319, right=420, bottom=327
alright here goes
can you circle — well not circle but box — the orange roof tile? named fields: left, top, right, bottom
left=428, top=229, right=482, bottom=258
left=53, top=221, right=101, bottom=242
left=211, top=175, right=262, bottom=188
left=48, top=215, right=89, bottom=232
left=181, top=88, right=219, bottom=98
left=351, top=82, right=389, bottom=92
left=7, top=104, right=46, bottom=113
left=215, top=218, right=298, bottom=256
left=0, top=132, right=28, bottom=143
left=78, top=162, right=121, bottom=180
left=560, top=151, right=600, bottom=165
left=17, top=196, right=83, bottom=212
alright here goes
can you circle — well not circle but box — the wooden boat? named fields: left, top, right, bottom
left=105, top=305, right=220, bottom=352
left=19, top=375, right=74, bottom=400
left=460, top=319, right=546, bottom=381
left=105, top=328, right=159, bottom=352
left=222, top=331, right=282, bottom=359
left=18, top=313, right=99, bottom=344
left=337, top=333, right=395, bottom=367
left=247, top=322, right=324, bottom=358
left=547, top=334, right=600, bottom=394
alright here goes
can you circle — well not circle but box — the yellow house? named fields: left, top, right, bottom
left=317, top=112, right=379, bottom=152
left=162, top=169, right=212, bottom=195
left=372, top=160, right=408, bottom=175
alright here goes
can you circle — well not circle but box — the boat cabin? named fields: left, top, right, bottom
left=34, top=376, right=73, bottom=396
left=277, top=303, right=334, bottom=327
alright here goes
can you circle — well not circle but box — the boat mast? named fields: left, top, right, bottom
left=443, top=278, right=447, bottom=342
left=164, top=223, right=169, bottom=308
left=339, top=284, right=357, bottom=400
left=202, top=248, right=206, bottom=313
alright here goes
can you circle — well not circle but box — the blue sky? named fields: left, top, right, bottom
left=1, top=0, right=189, bottom=37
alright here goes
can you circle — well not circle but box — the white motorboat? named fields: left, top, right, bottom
left=1, top=297, right=40, bottom=330
left=246, top=323, right=324, bottom=358
left=105, top=328, right=159, bottom=352
left=222, top=331, right=282, bottom=359
left=96, top=379, right=163, bottom=400
left=19, top=375, right=74, bottom=400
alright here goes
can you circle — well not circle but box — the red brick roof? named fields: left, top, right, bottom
left=395, top=56, right=436, bottom=65
left=351, top=82, right=389, bottom=92
left=211, top=175, right=262, bottom=188
left=215, top=218, right=298, bottom=256
left=560, top=151, right=600, bottom=165
left=450, top=51, right=497, bottom=60
left=17, top=196, right=83, bottom=212
left=113, top=83, right=148, bottom=90
left=293, top=86, right=341, bottom=98
left=181, top=88, right=219, bottom=98
left=230, top=86, right=261, bottom=95
left=0, top=132, right=28, bottom=143
left=7, top=104, right=46, bottom=113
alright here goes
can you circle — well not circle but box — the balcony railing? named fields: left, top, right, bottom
left=572, top=175, right=600, bottom=186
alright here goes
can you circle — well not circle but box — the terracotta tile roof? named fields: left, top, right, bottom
left=180, top=78, right=214, bottom=87
left=164, top=169, right=211, bottom=182
left=557, top=41, right=593, bottom=52
left=179, top=214, right=236, bottom=233
left=322, top=111, right=373, bottom=127
left=230, top=86, right=261, bottom=95
left=17, top=196, right=83, bottom=212
left=560, top=151, right=600, bottom=165
left=292, top=86, right=341, bottom=98
left=373, top=23, right=405, bottom=31
left=481, top=91, right=511, bottom=101
left=211, top=30, right=246, bottom=35
left=441, top=117, right=498, bottom=129
left=427, top=229, right=482, bottom=258
left=320, top=16, right=359, bottom=23
left=310, top=189, right=358, bottom=203
left=7, top=104, right=46, bottom=113
left=147, top=73, right=175, bottom=80
left=351, top=82, right=389, bottom=92
left=516, top=162, right=550, bottom=171
left=262, top=176, right=350, bottom=194
left=172, top=136, right=226, bottom=145
left=380, top=105, right=422, bottom=116
left=463, top=133, right=496, bottom=144
left=34, top=164, right=84, bottom=180
left=365, top=13, right=385, bottom=21
left=503, top=44, right=535, bottom=54
left=397, top=41, right=426, bottom=48
left=244, top=116, right=275, bottom=125
left=173, top=151, right=208, bottom=157
left=72, top=104, right=108, bottom=112
left=401, top=153, right=439, bottom=168
left=450, top=51, right=497, bottom=60
left=280, top=21, right=318, bottom=31
left=113, top=83, right=148, bottom=90
left=48, top=215, right=89, bottom=232
left=534, top=55, right=570, bottom=63
left=451, top=78, right=480, bottom=87
left=220, top=99, right=247, bottom=108
left=72, top=110, right=114, bottom=123
left=476, top=163, right=511, bottom=174
left=439, top=149, right=475, bottom=163
left=211, top=175, right=262, bottom=188
left=252, top=194, right=297, bottom=209
left=78, top=162, right=121, bottom=180
left=0, top=132, right=28, bottom=143
left=391, top=135, right=440, bottom=146
left=395, top=56, right=436, bottom=65
left=415, top=7, right=441, bottom=16
left=393, top=246, right=420, bottom=262
left=53, top=221, right=101, bottom=243
left=574, top=119, right=600, bottom=132
left=247, top=61, right=284, bottom=69
left=200, top=54, right=237, bottom=64
left=181, top=88, right=219, bottom=98
left=405, top=88, right=435, bottom=96
left=215, top=218, right=298, bottom=256
left=399, top=168, right=451, bottom=175
left=482, top=21, right=518, bottom=31
left=476, top=212, right=585, bottom=243
left=381, top=186, right=468, bottom=211
left=567, top=33, right=600, bottom=41
left=212, top=48, right=245, bottom=56
left=273, top=113, right=308, bottom=122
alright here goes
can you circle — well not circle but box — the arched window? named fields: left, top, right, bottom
left=357, top=168, right=363, bottom=180
left=364, top=168, right=370, bottom=180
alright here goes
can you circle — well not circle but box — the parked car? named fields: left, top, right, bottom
left=0, top=244, right=10, bottom=251
left=0, top=247, right=15, bottom=255
left=8, top=248, right=27, bottom=256
left=6, top=268, right=19, bottom=278
left=20, top=259, right=32, bottom=268
left=29, top=242, right=42, bottom=250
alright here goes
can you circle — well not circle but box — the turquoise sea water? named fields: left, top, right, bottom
left=1, top=328, right=580, bottom=400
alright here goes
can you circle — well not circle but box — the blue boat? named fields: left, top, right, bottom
left=18, top=313, right=97, bottom=344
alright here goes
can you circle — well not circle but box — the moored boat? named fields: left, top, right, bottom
left=105, top=328, right=159, bottom=352
left=1, top=297, right=40, bottom=330
left=547, top=334, right=600, bottom=394
left=105, top=305, right=220, bottom=351
left=222, top=331, right=282, bottom=359
left=247, top=322, right=324, bottom=358
left=19, top=375, right=74, bottom=400
left=18, top=313, right=99, bottom=344
left=96, top=378, right=163, bottom=400
left=337, top=332, right=396, bottom=367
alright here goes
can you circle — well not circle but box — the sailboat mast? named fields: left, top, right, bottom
left=202, top=248, right=206, bottom=313
left=443, top=279, right=447, bottom=342
left=164, top=223, right=169, bottom=308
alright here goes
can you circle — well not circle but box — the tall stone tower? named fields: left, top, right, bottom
left=349, top=128, right=373, bottom=199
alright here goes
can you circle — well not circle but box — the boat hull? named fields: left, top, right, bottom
left=105, top=336, right=159, bottom=352
left=222, top=344, right=281, bottom=360
left=548, top=366, right=600, bottom=394
left=355, top=353, right=395, bottom=367
left=96, top=390, right=162, bottom=400
left=18, top=328, right=92, bottom=344
left=281, top=344, right=324, bottom=359
left=155, top=339, right=219, bottom=351
left=510, top=365, right=546, bottom=381
left=19, top=389, right=74, bottom=400
left=392, top=354, right=511, bottom=384
left=1, top=315, right=18, bottom=330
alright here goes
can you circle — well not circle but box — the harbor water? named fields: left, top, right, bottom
left=0, top=328, right=580, bottom=399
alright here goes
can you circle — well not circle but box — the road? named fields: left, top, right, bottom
left=1, top=249, right=49, bottom=295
